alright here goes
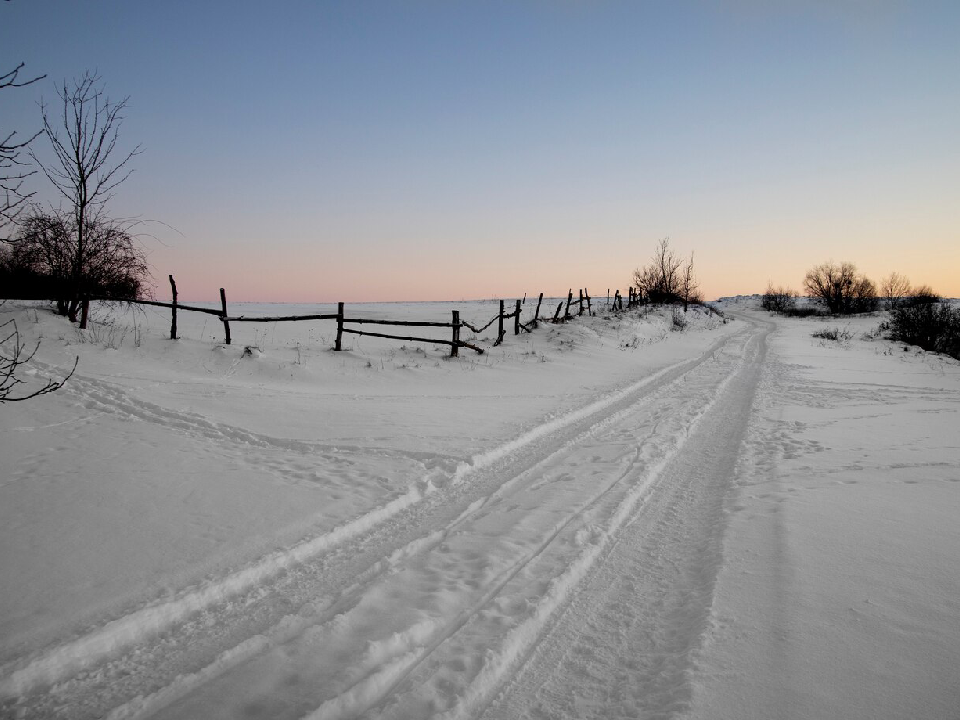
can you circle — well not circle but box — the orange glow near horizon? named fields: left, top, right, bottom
left=153, top=228, right=960, bottom=305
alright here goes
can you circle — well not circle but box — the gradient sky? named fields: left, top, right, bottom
left=3, top=1, right=958, bottom=301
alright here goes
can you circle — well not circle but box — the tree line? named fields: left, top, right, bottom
left=762, top=262, right=958, bottom=360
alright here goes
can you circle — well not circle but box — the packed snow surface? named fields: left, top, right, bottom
left=1, top=298, right=957, bottom=719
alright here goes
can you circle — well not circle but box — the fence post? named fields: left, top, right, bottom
left=565, top=289, right=573, bottom=319
left=79, top=294, right=90, bottom=330
left=219, top=288, right=231, bottom=345
left=553, top=302, right=563, bottom=322
left=514, top=299, right=521, bottom=335
left=451, top=310, right=460, bottom=358
left=335, top=302, right=344, bottom=351
left=533, top=292, right=543, bottom=327
left=578, top=289, right=584, bottom=316
left=169, top=275, right=178, bottom=340
left=496, top=300, right=505, bottom=345
left=585, top=288, right=592, bottom=316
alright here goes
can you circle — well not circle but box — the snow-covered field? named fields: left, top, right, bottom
left=1, top=298, right=957, bottom=719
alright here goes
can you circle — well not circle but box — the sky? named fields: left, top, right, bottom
left=2, top=1, right=958, bottom=302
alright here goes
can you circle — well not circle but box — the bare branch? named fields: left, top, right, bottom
left=0, top=62, right=46, bottom=90
left=0, top=318, right=77, bottom=403
left=2, top=62, right=46, bottom=241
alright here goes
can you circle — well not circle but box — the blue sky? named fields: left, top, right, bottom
left=3, top=1, right=958, bottom=301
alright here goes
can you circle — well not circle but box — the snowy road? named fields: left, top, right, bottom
left=6, top=301, right=958, bottom=719
left=2, top=311, right=769, bottom=720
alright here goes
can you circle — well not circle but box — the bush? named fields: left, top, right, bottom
left=1, top=210, right=150, bottom=314
left=812, top=326, right=853, bottom=342
left=761, top=285, right=796, bottom=313
left=633, top=238, right=698, bottom=309
left=671, top=307, right=687, bottom=331
left=803, top=261, right=878, bottom=314
left=782, top=305, right=827, bottom=318
left=889, top=299, right=960, bottom=360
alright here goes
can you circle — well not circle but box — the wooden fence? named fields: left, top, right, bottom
left=80, top=276, right=644, bottom=357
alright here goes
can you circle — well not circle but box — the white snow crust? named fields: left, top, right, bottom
left=1, top=298, right=957, bottom=719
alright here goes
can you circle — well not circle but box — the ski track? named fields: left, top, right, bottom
left=1, top=321, right=764, bottom=720
left=474, top=319, right=767, bottom=720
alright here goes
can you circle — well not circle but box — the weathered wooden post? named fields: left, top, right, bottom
left=335, top=302, right=344, bottom=351
left=553, top=302, right=563, bottom=322
left=79, top=295, right=90, bottom=330
left=514, top=299, right=521, bottom=335
left=585, top=288, right=592, bottom=316
left=169, top=275, right=178, bottom=340
left=565, top=289, right=573, bottom=319
left=578, top=289, right=584, bottom=316
left=451, top=310, right=460, bottom=358
left=496, top=299, right=505, bottom=345
left=219, top=288, right=231, bottom=345
left=533, top=292, right=543, bottom=327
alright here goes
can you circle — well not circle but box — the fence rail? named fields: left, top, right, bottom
left=77, top=275, right=646, bottom=357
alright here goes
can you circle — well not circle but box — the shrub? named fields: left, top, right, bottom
left=889, top=299, right=960, bottom=360
left=633, top=238, right=698, bottom=309
left=803, top=261, right=878, bottom=314
left=812, top=327, right=853, bottom=342
left=671, top=307, right=687, bottom=331
left=782, top=305, right=827, bottom=318
left=761, top=285, right=796, bottom=313
left=2, top=210, right=150, bottom=314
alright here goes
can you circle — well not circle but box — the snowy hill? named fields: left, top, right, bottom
left=1, top=300, right=957, bottom=719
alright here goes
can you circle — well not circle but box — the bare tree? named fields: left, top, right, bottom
left=680, top=251, right=699, bottom=311
left=633, top=238, right=691, bottom=305
left=880, top=272, right=912, bottom=308
left=803, top=261, right=878, bottom=314
left=1, top=62, right=45, bottom=243
left=1, top=317, right=76, bottom=402
left=30, top=71, right=141, bottom=321
left=910, top=284, right=938, bottom=303
left=3, top=209, right=149, bottom=312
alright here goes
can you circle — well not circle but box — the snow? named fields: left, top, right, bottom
left=1, top=298, right=958, bottom=719
left=683, top=305, right=960, bottom=720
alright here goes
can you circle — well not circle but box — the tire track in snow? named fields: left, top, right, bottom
left=129, top=327, right=757, bottom=720
left=472, top=316, right=769, bottom=720
left=1, top=326, right=750, bottom=718
left=376, top=323, right=765, bottom=720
